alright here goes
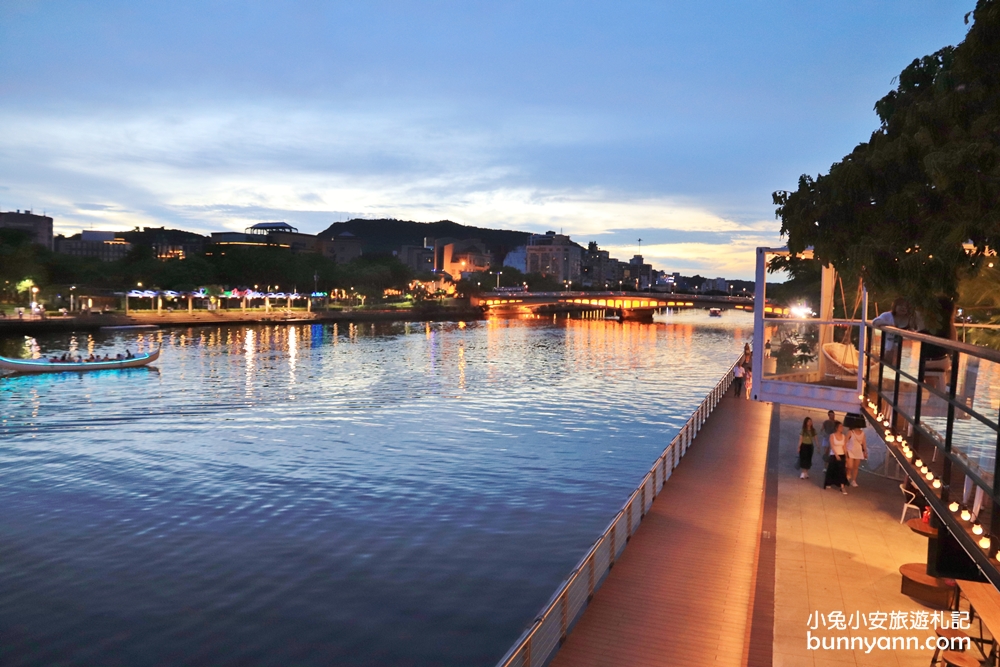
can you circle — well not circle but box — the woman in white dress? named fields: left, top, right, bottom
left=823, top=422, right=849, bottom=494
left=845, top=426, right=868, bottom=487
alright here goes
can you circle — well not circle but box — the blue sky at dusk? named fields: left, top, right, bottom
left=0, top=1, right=973, bottom=277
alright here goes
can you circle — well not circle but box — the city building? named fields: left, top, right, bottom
left=323, top=233, right=364, bottom=264
left=397, top=244, right=435, bottom=274
left=119, top=227, right=208, bottom=261
left=526, top=231, right=583, bottom=283
left=437, top=239, right=492, bottom=278
left=55, top=230, right=132, bottom=261
left=211, top=223, right=363, bottom=263
left=622, top=255, right=653, bottom=290
left=581, top=241, right=619, bottom=288
left=0, top=210, right=54, bottom=250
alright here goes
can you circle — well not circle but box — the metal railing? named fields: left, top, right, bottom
left=864, top=324, right=1000, bottom=587
left=494, top=358, right=739, bottom=667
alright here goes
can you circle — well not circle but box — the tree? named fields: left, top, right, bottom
left=773, top=0, right=1000, bottom=326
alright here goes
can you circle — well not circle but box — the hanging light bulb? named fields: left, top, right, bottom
left=925, top=472, right=934, bottom=481
left=973, top=523, right=984, bottom=535
left=920, top=466, right=929, bottom=474
left=962, top=508, right=972, bottom=521
left=914, top=459, right=923, bottom=468
left=886, top=435, right=895, bottom=443
left=905, top=450, right=913, bottom=459
left=933, top=479, right=942, bottom=489
left=980, top=536, right=991, bottom=550
left=950, top=501, right=960, bottom=512
left=858, top=394, right=865, bottom=400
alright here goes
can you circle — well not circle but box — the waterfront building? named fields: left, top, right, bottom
left=397, top=244, right=435, bottom=274
left=55, top=230, right=132, bottom=261
left=119, top=227, right=208, bottom=260
left=0, top=210, right=54, bottom=250
left=209, top=222, right=363, bottom=263
left=581, top=241, right=619, bottom=288
left=526, top=231, right=583, bottom=283
left=323, top=232, right=364, bottom=264
left=436, top=238, right=492, bottom=278
left=622, top=254, right=652, bottom=290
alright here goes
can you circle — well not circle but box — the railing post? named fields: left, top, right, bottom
left=943, top=350, right=960, bottom=511
left=524, top=637, right=531, bottom=667
left=640, top=484, right=646, bottom=517
left=559, top=591, right=568, bottom=644
left=626, top=503, right=633, bottom=540
left=913, top=351, right=927, bottom=457
left=609, top=524, right=616, bottom=567
left=991, top=408, right=1000, bottom=560
left=587, top=554, right=595, bottom=601
left=864, top=323, right=873, bottom=398
left=876, top=332, right=887, bottom=414
left=891, top=333, right=903, bottom=428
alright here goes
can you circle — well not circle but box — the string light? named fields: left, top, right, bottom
left=949, top=501, right=960, bottom=512
left=962, top=508, right=973, bottom=521
left=914, top=459, right=923, bottom=468
left=921, top=466, right=929, bottom=474
left=980, top=537, right=991, bottom=550
left=925, top=472, right=934, bottom=481
left=905, top=450, right=913, bottom=459
left=933, top=479, right=942, bottom=489
left=973, top=523, right=984, bottom=536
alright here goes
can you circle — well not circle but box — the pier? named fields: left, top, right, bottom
left=497, top=351, right=976, bottom=666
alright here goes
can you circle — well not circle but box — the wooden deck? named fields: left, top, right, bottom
left=550, top=392, right=774, bottom=667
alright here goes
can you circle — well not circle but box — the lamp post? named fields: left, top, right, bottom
left=31, top=286, right=39, bottom=317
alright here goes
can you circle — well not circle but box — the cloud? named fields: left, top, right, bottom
left=0, top=104, right=783, bottom=277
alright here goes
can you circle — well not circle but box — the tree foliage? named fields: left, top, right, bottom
left=773, top=0, right=1000, bottom=324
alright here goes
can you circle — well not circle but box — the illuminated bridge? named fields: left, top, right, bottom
left=471, top=291, right=785, bottom=321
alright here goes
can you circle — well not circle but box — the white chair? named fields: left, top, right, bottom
left=900, top=483, right=920, bottom=523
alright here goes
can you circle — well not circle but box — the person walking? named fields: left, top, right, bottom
left=820, top=410, right=838, bottom=465
left=798, top=417, right=817, bottom=479
left=845, top=424, right=868, bottom=487
left=823, top=422, right=849, bottom=494
left=733, top=364, right=745, bottom=398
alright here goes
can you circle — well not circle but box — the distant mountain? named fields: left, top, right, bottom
left=318, top=218, right=533, bottom=262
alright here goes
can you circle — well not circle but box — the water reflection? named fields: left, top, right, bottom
left=0, top=314, right=751, bottom=667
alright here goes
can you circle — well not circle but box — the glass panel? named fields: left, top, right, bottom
left=762, top=321, right=862, bottom=388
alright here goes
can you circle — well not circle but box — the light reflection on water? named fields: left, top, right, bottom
left=0, top=313, right=751, bottom=667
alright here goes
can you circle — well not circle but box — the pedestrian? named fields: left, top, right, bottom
left=733, top=363, right=745, bottom=398
left=872, top=297, right=916, bottom=359
left=820, top=410, right=837, bottom=465
left=798, top=417, right=816, bottom=479
left=823, top=422, right=849, bottom=494
left=764, top=339, right=771, bottom=357
left=845, top=423, right=868, bottom=487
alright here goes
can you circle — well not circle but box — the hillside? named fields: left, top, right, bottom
left=318, top=218, right=533, bottom=261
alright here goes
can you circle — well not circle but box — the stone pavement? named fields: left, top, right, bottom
left=773, top=405, right=943, bottom=667
left=545, top=398, right=967, bottom=666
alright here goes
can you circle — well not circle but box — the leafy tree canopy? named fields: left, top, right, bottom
left=773, top=0, right=1000, bottom=323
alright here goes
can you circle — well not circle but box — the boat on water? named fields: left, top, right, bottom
left=709, top=308, right=722, bottom=317
left=0, top=348, right=160, bottom=374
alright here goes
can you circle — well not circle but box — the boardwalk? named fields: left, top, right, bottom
left=550, top=392, right=773, bottom=667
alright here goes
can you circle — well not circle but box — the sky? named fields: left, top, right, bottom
left=0, top=1, right=974, bottom=278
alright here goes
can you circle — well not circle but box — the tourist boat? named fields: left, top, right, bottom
left=709, top=308, right=722, bottom=317
left=0, top=348, right=160, bottom=373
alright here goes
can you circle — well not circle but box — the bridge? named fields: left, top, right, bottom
left=470, top=291, right=784, bottom=321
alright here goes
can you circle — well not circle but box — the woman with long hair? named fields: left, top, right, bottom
left=823, top=422, right=849, bottom=494
left=798, top=417, right=817, bottom=479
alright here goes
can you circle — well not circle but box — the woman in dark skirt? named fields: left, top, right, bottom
left=823, top=421, right=849, bottom=494
left=798, top=417, right=816, bottom=479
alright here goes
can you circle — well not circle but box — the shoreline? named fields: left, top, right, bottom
left=0, top=306, right=486, bottom=335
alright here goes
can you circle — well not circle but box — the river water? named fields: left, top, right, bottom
left=0, top=312, right=752, bottom=667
